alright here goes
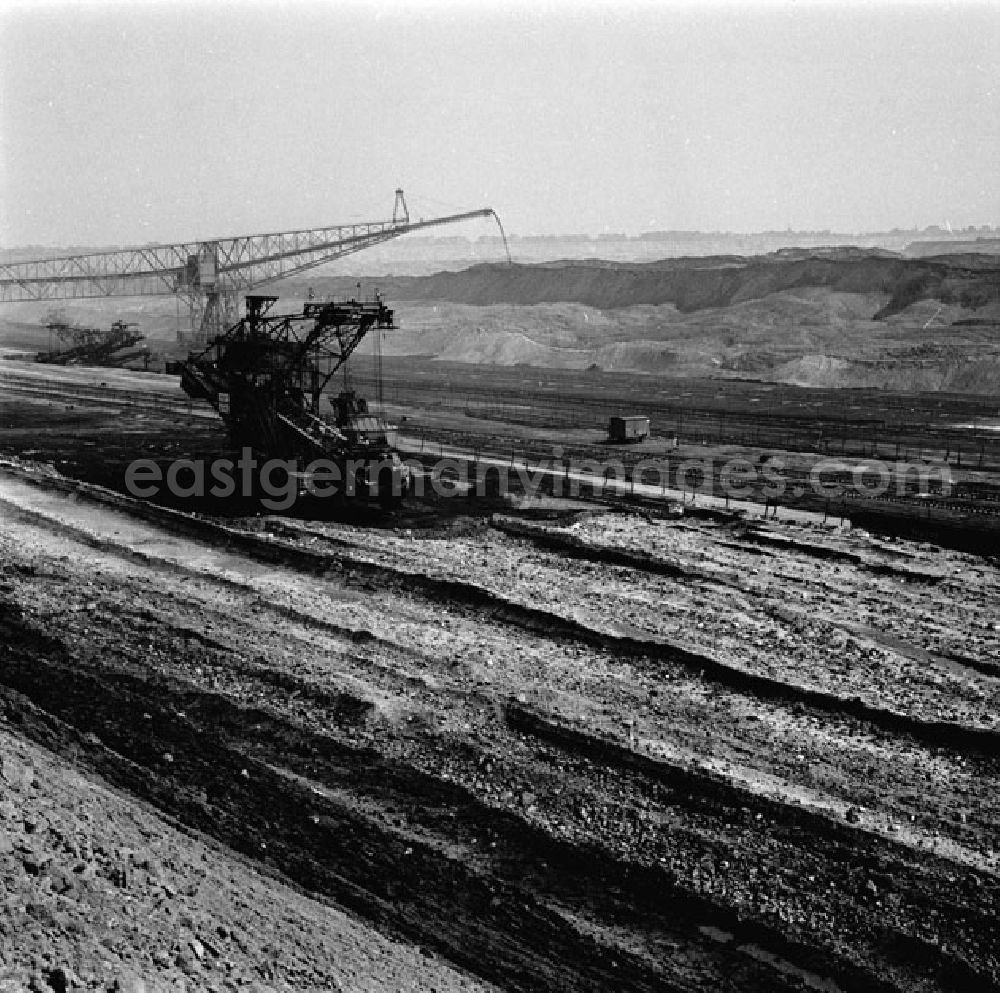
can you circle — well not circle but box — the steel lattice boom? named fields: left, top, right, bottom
left=0, top=190, right=509, bottom=341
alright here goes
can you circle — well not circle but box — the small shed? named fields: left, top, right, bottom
left=608, top=415, right=650, bottom=443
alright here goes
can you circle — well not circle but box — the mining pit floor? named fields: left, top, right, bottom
left=0, top=360, right=999, bottom=993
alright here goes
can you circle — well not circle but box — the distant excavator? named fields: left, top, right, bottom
left=178, top=293, right=410, bottom=506
left=37, top=317, right=147, bottom=368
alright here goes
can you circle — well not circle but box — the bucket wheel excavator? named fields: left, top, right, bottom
left=0, top=189, right=511, bottom=509
left=179, top=293, right=411, bottom=507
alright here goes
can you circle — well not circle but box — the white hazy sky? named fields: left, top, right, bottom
left=1, top=0, right=997, bottom=246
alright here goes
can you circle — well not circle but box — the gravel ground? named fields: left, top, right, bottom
left=2, top=362, right=999, bottom=992
left=0, top=710, right=498, bottom=993
left=0, top=467, right=998, bottom=992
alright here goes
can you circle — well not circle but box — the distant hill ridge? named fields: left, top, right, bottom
left=292, top=249, right=1000, bottom=320
left=906, top=237, right=1000, bottom=257
left=4, top=247, right=999, bottom=394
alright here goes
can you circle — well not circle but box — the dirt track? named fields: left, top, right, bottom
left=1, top=458, right=999, bottom=992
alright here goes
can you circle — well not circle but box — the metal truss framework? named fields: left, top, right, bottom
left=0, top=191, right=508, bottom=340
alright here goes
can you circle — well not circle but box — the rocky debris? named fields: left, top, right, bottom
left=111, top=974, right=147, bottom=993
left=0, top=728, right=496, bottom=993
left=295, top=510, right=1000, bottom=730
left=1, top=463, right=999, bottom=990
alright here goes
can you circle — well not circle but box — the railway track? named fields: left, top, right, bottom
left=4, top=363, right=999, bottom=538
left=404, top=426, right=1000, bottom=547
left=361, top=366, right=1000, bottom=470
left=0, top=370, right=214, bottom=418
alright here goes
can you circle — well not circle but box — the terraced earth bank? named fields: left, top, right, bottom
left=280, top=251, right=1000, bottom=391
left=1, top=450, right=999, bottom=992
left=5, top=248, right=1000, bottom=391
